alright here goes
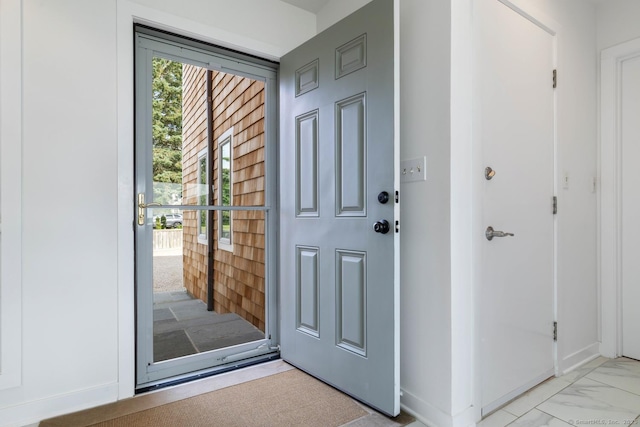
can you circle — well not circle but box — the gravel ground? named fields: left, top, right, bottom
left=153, top=255, right=185, bottom=293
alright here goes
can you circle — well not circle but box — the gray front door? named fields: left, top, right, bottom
left=279, top=0, right=399, bottom=416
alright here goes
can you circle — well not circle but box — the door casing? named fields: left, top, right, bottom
left=619, top=55, right=640, bottom=360
left=600, top=36, right=640, bottom=360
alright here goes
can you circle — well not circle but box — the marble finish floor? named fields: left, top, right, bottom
left=479, top=357, right=640, bottom=427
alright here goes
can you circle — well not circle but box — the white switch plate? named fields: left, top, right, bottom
left=401, top=156, right=427, bottom=183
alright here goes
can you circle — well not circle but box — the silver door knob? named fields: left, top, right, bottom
left=485, top=226, right=514, bottom=241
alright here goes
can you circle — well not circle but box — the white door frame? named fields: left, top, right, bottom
left=599, top=37, right=640, bottom=359
left=472, top=0, right=560, bottom=419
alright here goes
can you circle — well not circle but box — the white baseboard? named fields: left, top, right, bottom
left=401, top=388, right=477, bottom=427
left=0, top=382, right=119, bottom=427
left=559, top=342, right=600, bottom=375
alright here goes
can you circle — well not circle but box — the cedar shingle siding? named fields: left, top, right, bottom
left=182, top=64, right=265, bottom=331
left=182, top=64, right=208, bottom=302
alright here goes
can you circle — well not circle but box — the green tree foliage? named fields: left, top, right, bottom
left=222, top=167, right=231, bottom=205
left=221, top=141, right=231, bottom=206
left=152, top=58, right=183, bottom=204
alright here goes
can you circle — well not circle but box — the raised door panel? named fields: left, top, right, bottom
left=296, top=111, right=319, bottom=217
left=336, top=94, right=366, bottom=217
left=336, top=250, right=367, bottom=357
left=297, top=246, right=320, bottom=337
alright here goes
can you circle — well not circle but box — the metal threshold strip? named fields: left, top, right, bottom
left=136, top=352, right=281, bottom=394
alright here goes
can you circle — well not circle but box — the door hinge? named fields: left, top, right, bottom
left=395, top=191, right=399, bottom=203
left=553, top=196, right=558, bottom=215
left=553, top=321, right=558, bottom=341
left=553, top=69, right=557, bottom=89
left=395, top=220, right=400, bottom=233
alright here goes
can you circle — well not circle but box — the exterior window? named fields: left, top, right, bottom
left=218, top=129, right=233, bottom=251
left=197, top=148, right=208, bottom=244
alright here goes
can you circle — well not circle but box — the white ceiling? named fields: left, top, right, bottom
left=281, top=0, right=609, bottom=16
left=279, top=0, right=331, bottom=14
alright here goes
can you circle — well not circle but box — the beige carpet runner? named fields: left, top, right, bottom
left=41, top=369, right=401, bottom=427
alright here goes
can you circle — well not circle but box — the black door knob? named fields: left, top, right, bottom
left=378, top=191, right=390, bottom=204
left=373, top=220, right=390, bottom=234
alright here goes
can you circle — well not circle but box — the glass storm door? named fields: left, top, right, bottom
left=134, top=28, right=278, bottom=389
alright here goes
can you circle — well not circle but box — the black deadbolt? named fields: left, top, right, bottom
left=378, top=191, right=390, bottom=204
left=373, top=220, right=390, bottom=234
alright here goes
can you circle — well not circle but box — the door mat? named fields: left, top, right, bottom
left=40, top=369, right=414, bottom=427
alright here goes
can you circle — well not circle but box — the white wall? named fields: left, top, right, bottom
left=0, top=1, right=316, bottom=425
left=0, top=1, right=120, bottom=425
left=316, top=0, right=372, bottom=33
left=399, top=0, right=455, bottom=425
left=596, top=0, right=640, bottom=51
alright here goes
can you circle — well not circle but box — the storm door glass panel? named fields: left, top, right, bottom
left=135, top=29, right=275, bottom=387
left=150, top=61, right=268, bottom=361
left=148, top=57, right=193, bottom=364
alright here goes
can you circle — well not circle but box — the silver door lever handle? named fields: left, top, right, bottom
left=485, top=226, right=514, bottom=241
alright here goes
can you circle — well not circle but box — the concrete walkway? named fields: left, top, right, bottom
left=153, top=254, right=184, bottom=293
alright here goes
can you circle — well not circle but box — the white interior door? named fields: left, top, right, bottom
left=621, top=54, right=640, bottom=361
left=279, top=0, right=399, bottom=416
left=476, top=0, right=556, bottom=413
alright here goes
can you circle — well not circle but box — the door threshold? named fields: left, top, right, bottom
left=136, top=352, right=280, bottom=394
